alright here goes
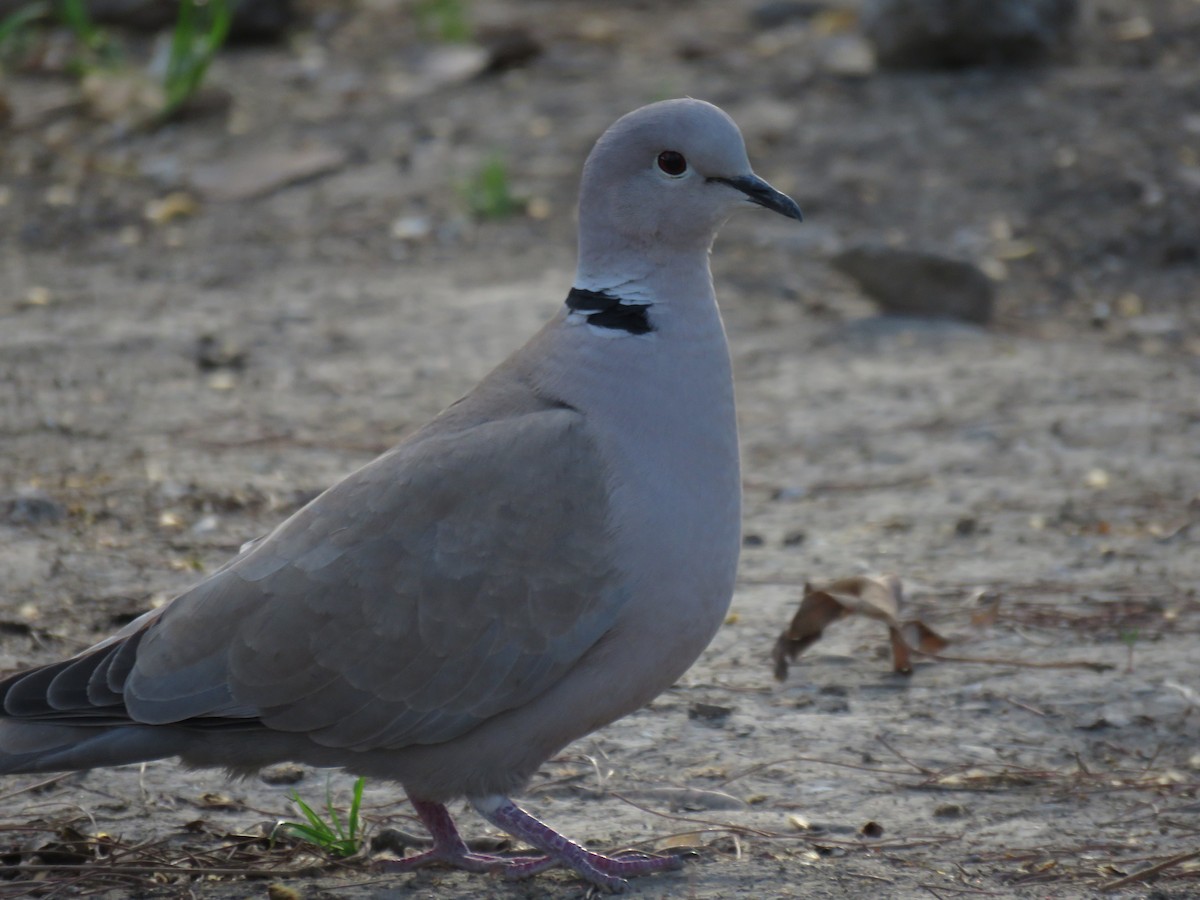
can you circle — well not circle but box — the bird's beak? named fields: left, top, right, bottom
left=709, top=174, right=803, bottom=221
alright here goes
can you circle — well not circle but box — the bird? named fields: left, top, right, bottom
left=0, top=98, right=802, bottom=893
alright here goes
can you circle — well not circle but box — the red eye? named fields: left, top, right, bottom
left=657, top=151, right=687, bottom=176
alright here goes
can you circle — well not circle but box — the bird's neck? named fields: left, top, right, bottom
left=569, top=244, right=718, bottom=338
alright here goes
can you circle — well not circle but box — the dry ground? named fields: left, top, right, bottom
left=1, top=1, right=1198, bottom=897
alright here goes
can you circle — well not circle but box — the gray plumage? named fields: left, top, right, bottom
left=0, top=98, right=801, bottom=891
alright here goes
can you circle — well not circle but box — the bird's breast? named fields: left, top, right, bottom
left=548, top=320, right=742, bottom=665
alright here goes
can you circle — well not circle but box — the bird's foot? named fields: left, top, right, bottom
left=376, top=798, right=556, bottom=877
left=472, top=795, right=684, bottom=893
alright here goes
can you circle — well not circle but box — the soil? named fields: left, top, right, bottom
left=1, top=1, right=1199, bottom=898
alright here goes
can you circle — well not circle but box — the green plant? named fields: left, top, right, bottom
left=1119, top=627, right=1139, bottom=673
left=276, top=776, right=366, bottom=858
left=160, top=0, right=232, bottom=117
left=0, top=2, right=49, bottom=59
left=58, top=0, right=114, bottom=63
left=463, top=154, right=522, bottom=220
left=414, top=0, right=471, bottom=43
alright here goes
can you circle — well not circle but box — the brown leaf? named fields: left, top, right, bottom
left=902, top=620, right=951, bottom=655
left=197, top=791, right=242, bottom=810
left=773, top=575, right=949, bottom=679
left=968, top=589, right=1003, bottom=627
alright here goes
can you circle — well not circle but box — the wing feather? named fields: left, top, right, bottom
left=116, top=388, right=622, bottom=749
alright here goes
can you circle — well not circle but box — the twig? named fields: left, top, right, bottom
left=877, top=736, right=936, bottom=775
left=0, top=773, right=75, bottom=803
left=6, top=863, right=327, bottom=878
left=924, top=652, right=1113, bottom=673
left=607, top=792, right=776, bottom=838
left=1098, top=848, right=1200, bottom=892
left=918, top=883, right=1003, bottom=896
left=716, top=754, right=917, bottom=787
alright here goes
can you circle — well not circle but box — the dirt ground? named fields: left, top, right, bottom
left=1, top=0, right=1199, bottom=897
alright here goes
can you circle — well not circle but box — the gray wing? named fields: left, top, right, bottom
left=4, top=387, right=624, bottom=752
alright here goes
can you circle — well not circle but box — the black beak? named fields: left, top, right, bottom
left=708, top=174, right=803, bottom=221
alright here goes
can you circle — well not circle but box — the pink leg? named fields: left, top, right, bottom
left=375, top=799, right=555, bottom=876
left=472, top=795, right=684, bottom=893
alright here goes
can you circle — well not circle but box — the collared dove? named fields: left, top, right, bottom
left=0, top=98, right=801, bottom=892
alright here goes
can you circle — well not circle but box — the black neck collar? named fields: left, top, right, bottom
left=565, top=288, right=654, bottom=335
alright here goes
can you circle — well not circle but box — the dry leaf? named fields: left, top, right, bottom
left=197, top=791, right=241, bottom=810
left=772, top=575, right=948, bottom=679
left=969, top=590, right=1003, bottom=628
left=655, top=833, right=706, bottom=851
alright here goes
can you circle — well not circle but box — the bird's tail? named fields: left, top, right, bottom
left=0, top=720, right=185, bottom=774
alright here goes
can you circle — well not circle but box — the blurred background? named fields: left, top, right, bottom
left=0, top=2, right=1198, bottom=897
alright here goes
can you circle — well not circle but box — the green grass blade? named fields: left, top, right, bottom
left=0, top=2, right=50, bottom=51
left=290, top=792, right=332, bottom=835
left=324, top=781, right=348, bottom=842
left=348, top=777, right=365, bottom=841
left=161, top=0, right=232, bottom=117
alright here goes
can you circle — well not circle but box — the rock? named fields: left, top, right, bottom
left=259, top=763, right=305, bottom=785
left=194, top=334, right=246, bottom=371
left=2, top=491, right=66, bottom=527
left=688, top=702, right=733, bottom=723
left=189, top=142, right=349, bottom=202
left=832, top=245, right=995, bottom=324
left=749, top=1, right=827, bottom=30
left=783, top=530, right=807, bottom=547
left=479, top=26, right=542, bottom=74
left=385, top=45, right=491, bottom=99
left=0, top=0, right=296, bottom=42
left=819, top=34, right=877, bottom=77
left=861, top=0, right=1078, bottom=68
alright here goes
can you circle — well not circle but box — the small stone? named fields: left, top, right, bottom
left=21, top=286, right=52, bottom=308
left=934, top=802, right=970, bottom=818
left=862, top=0, right=1078, bottom=68
left=260, top=764, right=306, bottom=785
left=195, top=334, right=246, bottom=371
left=1111, top=16, right=1153, bottom=42
left=819, top=35, right=877, bottom=77
left=158, top=511, right=185, bottom=530
left=688, top=702, right=733, bottom=722
left=207, top=371, right=238, bottom=391
left=750, top=1, right=827, bottom=30
left=783, top=530, right=807, bottom=547
left=2, top=492, right=66, bottom=526
left=832, top=245, right=994, bottom=324
left=526, top=197, right=552, bottom=220
left=144, top=192, right=199, bottom=226
left=190, top=142, right=349, bottom=202
left=743, top=533, right=766, bottom=547
left=44, top=184, right=76, bottom=207
left=480, top=26, right=542, bottom=73
left=390, top=215, right=433, bottom=242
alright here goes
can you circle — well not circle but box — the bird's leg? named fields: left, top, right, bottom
left=471, top=795, right=684, bottom=893
left=375, top=798, right=555, bottom=875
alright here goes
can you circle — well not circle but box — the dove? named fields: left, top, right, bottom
left=0, top=98, right=802, bottom=892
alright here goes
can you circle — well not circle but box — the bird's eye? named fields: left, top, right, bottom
left=656, top=151, right=687, bottom=176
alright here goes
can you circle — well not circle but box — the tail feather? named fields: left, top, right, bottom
left=0, top=721, right=185, bottom=774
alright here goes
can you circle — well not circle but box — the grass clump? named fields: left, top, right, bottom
left=462, top=154, right=522, bottom=220
left=0, top=0, right=232, bottom=123
left=160, top=0, right=232, bottom=118
left=275, top=776, right=366, bottom=859
left=414, top=0, right=472, bottom=43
